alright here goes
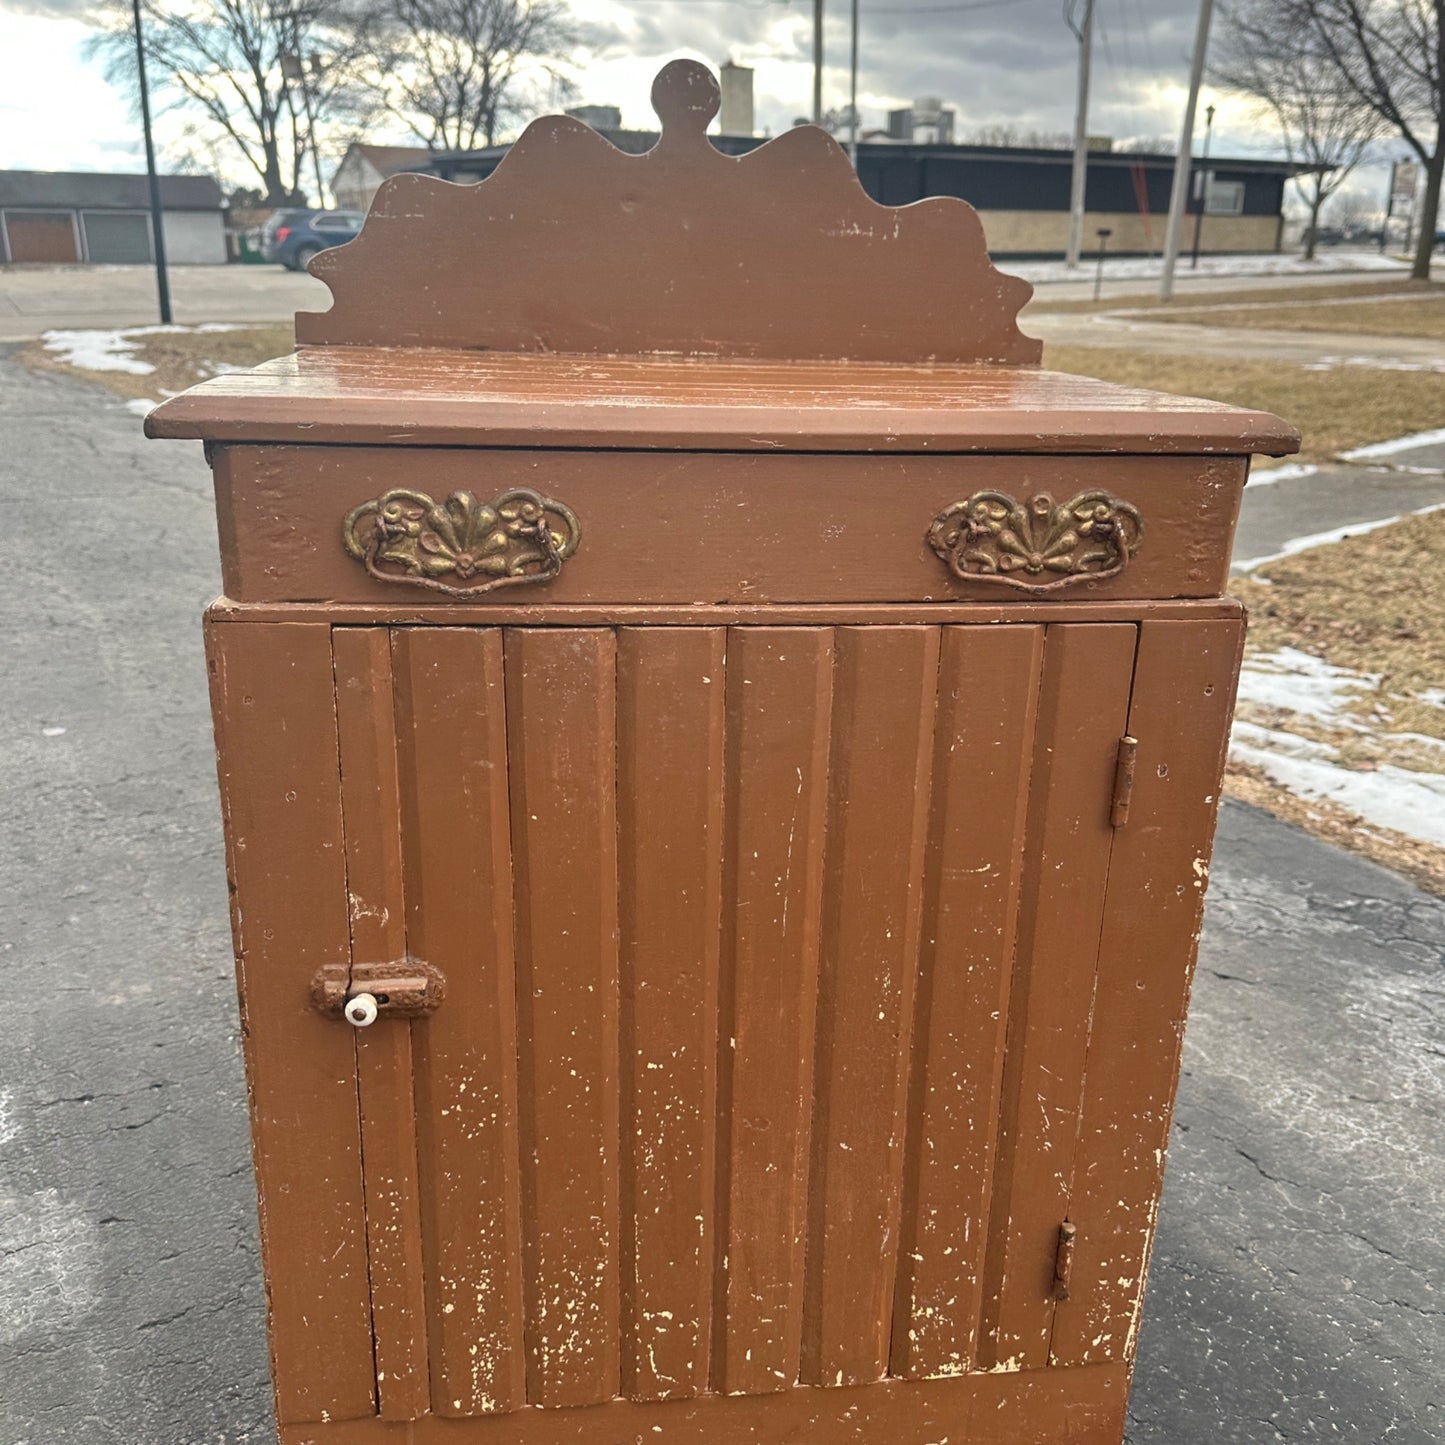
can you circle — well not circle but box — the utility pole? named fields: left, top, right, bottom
left=848, top=0, right=860, bottom=166
left=1190, top=102, right=1216, bottom=268
left=131, top=0, right=172, bottom=325
left=1159, top=0, right=1214, bottom=302
left=1064, top=0, right=1096, bottom=270
left=813, top=0, right=824, bottom=125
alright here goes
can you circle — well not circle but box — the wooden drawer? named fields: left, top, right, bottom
left=212, top=445, right=1247, bottom=606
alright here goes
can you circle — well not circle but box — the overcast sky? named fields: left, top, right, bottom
left=0, top=0, right=1399, bottom=207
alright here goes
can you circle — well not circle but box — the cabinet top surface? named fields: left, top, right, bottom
left=146, top=348, right=1299, bottom=456
left=145, top=60, right=1295, bottom=459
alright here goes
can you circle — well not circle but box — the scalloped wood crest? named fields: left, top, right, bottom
left=298, top=60, right=1041, bottom=365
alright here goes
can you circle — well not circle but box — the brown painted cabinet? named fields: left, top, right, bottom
left=152, top=61, right=1297, bottom=1445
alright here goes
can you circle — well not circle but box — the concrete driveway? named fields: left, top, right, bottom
left=0, top=263, right=330, bottom=339
left=1, top=351, right=1441, bottom=1444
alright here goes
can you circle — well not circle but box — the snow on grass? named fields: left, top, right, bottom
left=1236, top=647, right=1379, bottom=726
left=43, top=329, right=156, bottom=374
left=1248, top=462, right=1318, bottom=486
left=1340, top=427, right=1445, bottom=460
left=41, top=322, right=245, bottom=376
left=1232, top=720, right=1445, bottom=849
left=1233, top=502, right=1445, bottom=574
left=1014, top=251, right=1410, bottom=286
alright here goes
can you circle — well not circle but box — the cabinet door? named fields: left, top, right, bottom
left=214, top=617, right=1222, bottom=1429
left=976, top=618, right=1243, bottom=1374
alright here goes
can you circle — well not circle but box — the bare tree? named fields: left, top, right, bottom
left=90, top=0, right=377, bottom=205
left=361, top=0, right=577, bottom=151
left=1215, top=3, right=1388, bottom=260
left=1265, top=0, right=1443, bottom=278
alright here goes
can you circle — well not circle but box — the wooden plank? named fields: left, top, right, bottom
left=209, top=599, right=1245, bottom=629
left=891, top=624, right=1045, bottom=1380
left=203, top=620, right=376, bottom=1425
left=712, top=628, right=835, bottom=1396
left=392, top=628, right=526, bottom=1416
left=977, top=623, right=1138, bottom=1372
left=279, top=1361, right=1130, bottom=1445
left=1050, top=618, right=1245, bottom=1367
left=615, top=629, right=727, bottom=1401
left=331, top=628, right=429, bottom=1420
left=800, top=627, right=941, bottom=1387
left=504, top=629, right=622, bottom=1408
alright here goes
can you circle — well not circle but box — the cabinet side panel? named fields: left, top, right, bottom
left=1050, top=617, right=1245, bottom=1367
left=204, top=619, right=376, bottom=1425
left=332, top=629, right=431, bottom=1420
left=505, top=629, right=622, bottom=1408
left=616, top=629, right=728, bottom=1402
left=978, top=623, right=1138, bottom=1371
left=891, top=624, right=1045, bottom=1379
left=800, top=627, right=941, bottom=1387
left=712, top=628, right=835, bottom=1396
left=392, top=628, right=527, bottom=1415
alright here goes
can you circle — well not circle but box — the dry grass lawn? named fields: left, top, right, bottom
left=22, top=324, right=293, bottom=401
left=1151, top=289, right=1445, bottom=341
left=1228, top=507, right=1445, bottom=896
left=1023, top=277, right=1433, bottom=317
left=1044, top=343, right=1445, bottom=464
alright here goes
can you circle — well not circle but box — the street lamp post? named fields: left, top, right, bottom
left=130, top=0, right=172, bottom=325
left=848, top=0, right=860, bottom=167
left=1190, top=102, right=1216, bottom=269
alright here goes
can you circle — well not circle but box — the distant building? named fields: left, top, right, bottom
left=0, top=170, right=225, bottom=264
left=566, top=105, right=623, bottom=132
left=887, top=98, right=956, bottom=146
left=332, top=143, right=432, bottom=214
left=720, top=61, right=756, bottom=137
left=418, top=134, right=1313, bottom=259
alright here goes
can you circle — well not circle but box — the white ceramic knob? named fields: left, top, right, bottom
left=344, top=992, right=379, bottom=1028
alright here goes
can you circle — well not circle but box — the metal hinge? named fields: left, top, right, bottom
left=1052, top=1220, right=1078, bottom=1301
left=1110, top=735, right=1138, bottom=828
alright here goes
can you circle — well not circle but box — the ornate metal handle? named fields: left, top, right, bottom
left=343, top=486, right=581, bottom=597
left=927, top=489, right=1142, bottom=592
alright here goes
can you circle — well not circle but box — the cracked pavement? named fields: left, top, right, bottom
left=1, top=350, right=1441, bottom=1444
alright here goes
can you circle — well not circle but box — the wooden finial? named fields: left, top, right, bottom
left=651, top=59, right=721, bottom=144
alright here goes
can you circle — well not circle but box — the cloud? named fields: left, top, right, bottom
left=567, top=0, right=1212, bottom=145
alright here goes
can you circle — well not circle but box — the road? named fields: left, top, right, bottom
left=0, top=351, right=1441, bottom=1444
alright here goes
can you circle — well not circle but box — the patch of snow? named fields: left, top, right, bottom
left=41, top=322, right=246, bottom=377
left=1231, top=721, right=1445, bottom=848
left=1301, top=355, right=1445, bottom=374
left=1339, top=427, right=1445, bottom=461
left=43, top=328, right=154, bottom=375
left=1248, top=462, right=1318, bottom=487
left=124, top=398, right=159, bottom=417
left=1015, top=251, right=1409, bottom=286
left=1421, top=688, right=1445, bottom=710
left=1236, top=648, right=1378, bottom=726
left=41, top=725, right=66, bottom=737
left=1233, top=501, right=1445, bottom=573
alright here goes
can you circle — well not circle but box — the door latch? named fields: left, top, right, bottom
left=311, top=960, right=446, bottom=1028
left=1052, top=1220, right=1078, bottom=1301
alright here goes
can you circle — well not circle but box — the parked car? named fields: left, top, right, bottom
left=260, top=208, right=364, bottom=270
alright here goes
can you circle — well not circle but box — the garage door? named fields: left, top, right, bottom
left=4, top=211, right=80, bottom=263
left=83, top=211, right=152, bottom=264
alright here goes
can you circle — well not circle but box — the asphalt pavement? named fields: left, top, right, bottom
left=1, top=351, right=1441, bottom=1444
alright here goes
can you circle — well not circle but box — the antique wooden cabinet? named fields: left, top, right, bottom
left=149, top=62, right=1298, bottom=1445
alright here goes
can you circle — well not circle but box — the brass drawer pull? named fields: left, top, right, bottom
left=927, top=488, right=1142, bottom=591
left=343, top=486, right=581, bottom=597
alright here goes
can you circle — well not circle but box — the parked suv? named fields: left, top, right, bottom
left=261, top=208, right=364, bottom=270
